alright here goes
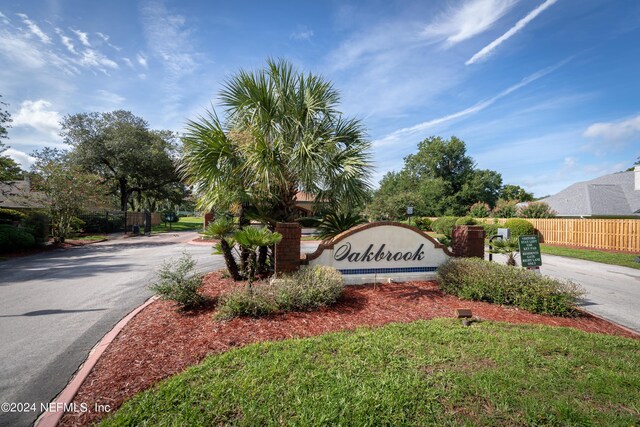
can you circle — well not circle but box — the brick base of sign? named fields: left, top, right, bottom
left=275, top=222, right=301, bottom=274
left=451, top=225, right=486, bottom=259
left=204, top=213, right=214, bottom=229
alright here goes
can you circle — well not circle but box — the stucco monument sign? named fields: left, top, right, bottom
left=304, top=222, right=453, bottom=284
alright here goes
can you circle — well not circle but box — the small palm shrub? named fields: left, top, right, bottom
left=503, top=218, right=535, bottom=238
left=518, top=201, right=556, bottom=218
left=488, top=237, right=520, bottom=266
left=149, top=253, right=204, bottom=310
left=469, top=202, right=491, bottom=218
left=217, top=266, right=344, bottom=319
left=317, top=212, right=366, bottom=240
left=203, top=217, right=241, bottom=281
left=0, top=224, right=36, bottom=252
left=233, top=227, right=282, bottom=286
left=437, top=258, right=584, bottom=317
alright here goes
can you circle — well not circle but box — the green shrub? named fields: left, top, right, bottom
left=482, top=223, right=500, bottom=237
left=469, top=202, right=491, bottom=218
left=431, top=216, right=458, bottom=237
left=437, top=258, right=583, bottom=317
left=492, top=199, right=518, bottom=218
left=413, top=217, right=432, bottom=231
left=0, top=224, right=36, bottom=252
left=455, top=216, right=477, bottom=226
left=216, top=287, right=277, bottom=318
left=23, top=210, right=49, bottom=243
left=503, top=218, right=535, bottom=238
left=149, top=253, right=204, bottom=310
left=518, top=201, right=556, bottom=218
left=0, top=208, right=27, bottom=224
left=274, top=266, right=344, bottom=311
left=217, top=266, right=344, bottom=319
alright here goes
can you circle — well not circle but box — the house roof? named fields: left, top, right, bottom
left=0, top=180, right=48, bottom=209
left=540, top=169, right=640, bottom=217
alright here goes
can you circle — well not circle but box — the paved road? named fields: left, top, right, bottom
left=0, top=232, right=224, bottom=427
left=486, top=252, right=640, bottom=333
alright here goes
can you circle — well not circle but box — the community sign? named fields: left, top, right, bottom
left=518, top=235, right=542, bottom=268
left=304, top=222, right=452, bottom=284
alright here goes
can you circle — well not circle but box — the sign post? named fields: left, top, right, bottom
left=518, top=235, right=542, bottom=273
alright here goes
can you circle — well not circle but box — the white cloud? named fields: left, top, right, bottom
left=137, top=52, right=148, bottom=68
left=291, top=27, right=314, bottom=41
left=141, top=1, right=198, bottom=77
left=122, top=57, right=134, bottom=68
left=78, top=49, right=119, bottom=71
left=12, top=100, right=62, bottom=138
left=96, top=31, right=121, bottom=51
left=374, top=60, right=568, bottom=147
left=16, top=13, right=51, bottom=44
left=422, top=0, right=516, bottom=45
left=55, top=28, right=77, bottom=54
left=0, top=11, right=10, bottom=24
left=4, top=148, right=36, bottom=169
left=466, top=0, right=559, bottom=65
left=0, top=30, right=47, bottom=68
left=583, top=115, right=640, bottom=147
left=96, top=89, right=125, bottom=104
left=71, top=28, right=91, bottom=47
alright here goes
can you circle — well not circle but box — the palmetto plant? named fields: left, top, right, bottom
left=180, top=59, right=373, bottom=224
left=489, top=238, right=520, bottom=266
left=233, top=227, right=282, bottom=287
left=203, top=217, right=242, bottom=280
left=317, top=212, right=367, bottom=240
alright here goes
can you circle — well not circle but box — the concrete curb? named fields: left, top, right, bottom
left=35, top=296, right=159, bottom=427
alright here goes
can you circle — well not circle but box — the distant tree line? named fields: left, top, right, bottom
left=364, top=136, right=535, bottom=220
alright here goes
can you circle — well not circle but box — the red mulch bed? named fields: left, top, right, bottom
left=60, top=272, right=637, bottom=426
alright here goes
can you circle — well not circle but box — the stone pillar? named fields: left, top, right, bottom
left=275, top=222, right=301, bottom=274
left=452, top=225, right=486, bottom=259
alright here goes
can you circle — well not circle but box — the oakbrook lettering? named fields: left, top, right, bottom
left=333, top=242, right=425, bottom=263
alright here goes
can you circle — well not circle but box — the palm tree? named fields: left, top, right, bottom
left=180, top=59, right=372, bottom=224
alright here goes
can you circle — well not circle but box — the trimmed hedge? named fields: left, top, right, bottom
left=437, top=258, right=583, bottom=317
left=0, top=224, right=36, bottom=252
left=503, top=218, right=535, bottom=238
left=0, top=208, right=26, bottom=223
left=217, top=266, right=344, bottom=319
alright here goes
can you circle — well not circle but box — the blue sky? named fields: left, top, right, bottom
left=1, top=0, right=639, bottom=197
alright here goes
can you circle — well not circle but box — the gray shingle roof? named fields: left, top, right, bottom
left=540, top=169, right=640, bottom=217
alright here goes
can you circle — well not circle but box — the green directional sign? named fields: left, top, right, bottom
left=518, top=235, right=542, bottom=267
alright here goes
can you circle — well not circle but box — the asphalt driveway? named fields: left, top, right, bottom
left=0, top=232, right=224, bottom=427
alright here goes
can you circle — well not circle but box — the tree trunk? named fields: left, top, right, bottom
left=119, top=178, right=128, bottom=211
left=257, top=245, right=268, bottom=275
left=220, top=238, right=242, bottom=281
left=238, top=204, right=250, bottom=273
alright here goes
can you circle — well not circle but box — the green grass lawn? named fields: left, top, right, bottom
left=100, top=319, right=640, bottom=426
left=68, top=234, right=107, bottom=241
left=152, top=216, right=203, bottom=233
left=541, top=244, right=640, bottom=270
